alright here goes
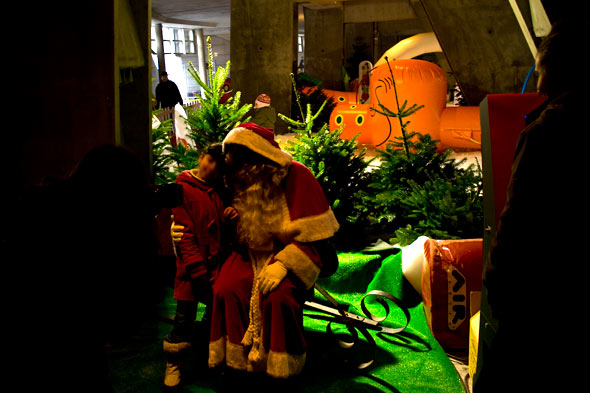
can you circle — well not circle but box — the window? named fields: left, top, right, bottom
left=298, top=34, right=305, bottom=53
left=184, top=30, right=195, bottom=54
left=172, top=28, right=184, bottom=54
left=151, top=26, right=196, bottom=55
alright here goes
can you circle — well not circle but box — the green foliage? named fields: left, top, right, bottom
left=152, top=56, right=483, bottom=248
left=184, top=48, right=251, bottom=152
left=279, top=74, right=371, bottom=243
left=371, top=100, right=423, bottom=157
left=151, top=110, right=176, bottom=185
left=352, top=133, right=483, bottom=246
left=349, top=59, right=483, bottom=246
left=153, top=36, right=251, bottom=182
left=289, top=73, right=336, bottom=134
left=284, top=121, right=372, bottom=225
left=351, top=57, right=483, bottom=245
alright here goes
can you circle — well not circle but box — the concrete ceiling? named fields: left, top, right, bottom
left=152, top=0, right=231, bottom=38
left=150, top=0, right=399, bottom=38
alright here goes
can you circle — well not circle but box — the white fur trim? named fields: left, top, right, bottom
left=266, top=350, right=306, bottom=378
left=163, top=340, right=192, bottom=354
left=286, top=208, right=340, bottom=243
left=275, top=244, right=320, bottom=289
left=276, top=195, right=340, bottom=243
left=224, top=127, right=292, bottom=167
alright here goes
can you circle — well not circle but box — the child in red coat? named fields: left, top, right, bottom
left=163, top=143, right=237, bottom=390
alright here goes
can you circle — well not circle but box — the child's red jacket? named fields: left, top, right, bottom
left=172, top=170, right=224, bottom=301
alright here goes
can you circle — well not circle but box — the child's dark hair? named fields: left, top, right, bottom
left=205, top=143, right=225, bottom=170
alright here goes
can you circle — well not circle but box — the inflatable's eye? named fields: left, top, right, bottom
left=338, top=96, right=345, bottom=102
left=335, top=114, right=344, bottom=126
left=355, top=114, right=365, bottom=126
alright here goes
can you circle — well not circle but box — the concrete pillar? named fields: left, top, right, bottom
left=118, top=0, right=152, bottom=173
left=194, top=28, right=207, bottom=91
left=231, top=0, right=296, bottom=134
left=154, top=23, right=166, bottom=74
left=412, top=0, right=539, bottom=105
left=303, top=6, right=344, bottom=91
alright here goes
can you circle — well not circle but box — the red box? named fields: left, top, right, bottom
left=422, top=238, right=483, bottom=350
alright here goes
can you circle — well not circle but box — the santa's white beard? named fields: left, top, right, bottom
left=233, top=182, right=284, bottom=250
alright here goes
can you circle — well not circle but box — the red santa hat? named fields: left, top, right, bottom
left=223, top=122, right=292, bottom=167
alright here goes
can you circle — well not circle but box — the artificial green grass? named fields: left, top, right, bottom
left=106, top=250, right=465, bottom=392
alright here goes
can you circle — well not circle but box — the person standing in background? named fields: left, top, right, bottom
left=156, top=71, right=183, bottom=109
left=249, top=94, right=277, bottom=131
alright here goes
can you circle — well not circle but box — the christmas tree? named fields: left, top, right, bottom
left=153, top=36, right=251, bottom=182
left=352, top=57, right=483, bottom=245
left=279, top=73, right=371, bottom=248
left=151, top=112, right=176, bottom=185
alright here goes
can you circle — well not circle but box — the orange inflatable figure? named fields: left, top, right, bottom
left=302, top=86, right=357, bottom=105
left=332, top=104, right=371, bottom=143
left=327, top=59, right=481, bottom=150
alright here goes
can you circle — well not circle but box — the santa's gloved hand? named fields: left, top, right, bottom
left=170, top=214, right=185, bottom=244
left=259, top=262, right=288, bottom=295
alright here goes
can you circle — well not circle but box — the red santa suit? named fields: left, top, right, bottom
left=209, top=123, right=339, bottom=378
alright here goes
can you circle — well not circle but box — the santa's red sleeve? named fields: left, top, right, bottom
left=273, top=161, right=339, bottom=288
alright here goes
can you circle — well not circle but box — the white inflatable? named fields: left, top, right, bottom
left=401, top=236, right=430, bottom=294
left=174, top=103, right=195, bottom=148
left=374, top=32, right=442, bottom=67
left=151, top=115, right=161, bottom=130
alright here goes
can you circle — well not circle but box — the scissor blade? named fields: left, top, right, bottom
left=304, top=301, right=380, bottom=327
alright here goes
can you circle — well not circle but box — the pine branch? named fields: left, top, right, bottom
left=156, top=35, right=251, bottom=176
left=289, top=73, right=305, bottom=121
left=187, top=61, right=210, bottom=94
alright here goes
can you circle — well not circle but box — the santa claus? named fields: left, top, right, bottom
left=207, top=122, right=339, bottom=378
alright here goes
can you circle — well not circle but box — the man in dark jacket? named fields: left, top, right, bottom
left=156, top=71, right=184, bottom=109
left=475, top=18, right=589, bottom=392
